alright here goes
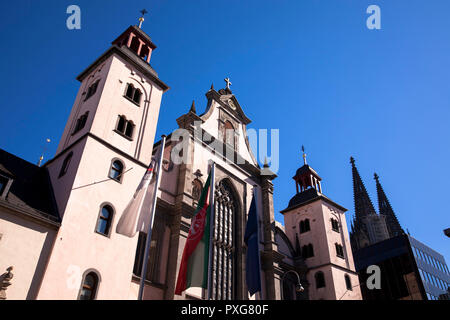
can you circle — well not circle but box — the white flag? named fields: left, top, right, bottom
left=116, top=146, right=162, bottom=237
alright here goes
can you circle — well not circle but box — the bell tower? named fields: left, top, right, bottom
left=37, top=14, right=169, bottom=300
left=280, top=148, right=362, bottom=300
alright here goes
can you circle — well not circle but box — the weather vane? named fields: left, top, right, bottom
left=138, top=9, right=148, bottom=29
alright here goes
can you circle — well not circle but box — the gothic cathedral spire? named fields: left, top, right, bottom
left=374, top=173, right=404, bottom=237
left=350, top=157, right=377, bottom=219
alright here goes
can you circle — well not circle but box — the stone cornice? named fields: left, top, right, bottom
left=76, top=45, right=169, bottom=92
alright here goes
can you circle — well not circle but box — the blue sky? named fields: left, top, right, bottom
left=0, top=1, right=449, bottom=261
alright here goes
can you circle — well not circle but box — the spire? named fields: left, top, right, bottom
left=210, top=83, right=214, bottom=90
left=189, top=100, right=196, bottom=114
left=350, top=157, right=377, bottom=219
left=374, top=173, right=404, bottom=237
left=263, top=157, right=269, bottom=168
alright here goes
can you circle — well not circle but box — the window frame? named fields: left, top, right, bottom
left=123, top=83, right=142, bottom=106
left=95, top=203, right=115, bottom=237
left=72, top=111, right=89, bottom=135
left=77, top=269, right=101, bottom=300
left=331, top=218, right=340, bottom=233
left=114, top=115, right=135, bottom=141
left=84, top=79, right=100, bottom=102
left=345, top=274, right=352, bottom=291
left=315, top=271, right=326, bottom=289
left=58, top=152, right=73, bottom=178
left=335, top=243, right=345, bottom=259
left=302, top=243, right=314, bottom=259
left=108, top=159, right=125, bottom=183
left=299, top=219, right=311, bottom=234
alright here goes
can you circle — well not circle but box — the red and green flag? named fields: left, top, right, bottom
left=175, top=172, right=212, bottom=295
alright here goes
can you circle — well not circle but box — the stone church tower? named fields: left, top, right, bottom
left=36, top=22, right=169, bottom=299
left=280, top=152, right=362, bottom=300
left=349, top=157, right=404, bottom=252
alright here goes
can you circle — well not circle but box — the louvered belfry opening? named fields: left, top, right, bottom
left=211, top=180, right=239, bottom=300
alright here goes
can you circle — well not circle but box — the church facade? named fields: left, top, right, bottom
left=0, top=21, right=361, bottom=300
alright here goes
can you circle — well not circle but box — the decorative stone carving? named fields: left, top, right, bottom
left=0, top=266, right=14, bottom=300
left=192, top=179, right=203, bottom=201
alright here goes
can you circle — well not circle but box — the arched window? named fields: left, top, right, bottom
left=59, top=152, right=73, bottom=178
left=331, top=218, right=339, bottom=232
left=126, top=84, right=134, bottom=98
left=315, top=271, right=325, bottom=289
left=301, top=243, right=314, bottom=259
left=211, top=179, right=240, bottom=300
left=308, top=243, right=314, bottom=257
left=335, top=243, right=344, bottom=258
left=115, top=115, right=134, bottom=139
left=79, top=272, right=99, bottom=300
left=96, top=205, right=114, bottom=236
left=224, top=121, right=235, bottom=147
left=125, top=120, right=134, bottom=137
left=117, top=115, right=126, bottom=132
left=73, top=111, right=89, bottom=135
left=133, top=89, right=142, bottom=104
left=109, top=160, right=124, bottom=182
left=299, top=219, right=310, bottom=233
left=124, top=83, right=143, bottom=105
left=345, top=274, right=352, bottom=291
left=84, top=80, right=100, bottom=101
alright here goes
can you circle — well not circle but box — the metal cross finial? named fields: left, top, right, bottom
left=138, top=9, right=148, bottom=29
left=224, top=77, right=232, bottom=90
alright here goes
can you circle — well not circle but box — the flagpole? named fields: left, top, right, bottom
left=138, top=135, right=166, bottom=300
left=207, top=161, right=216, bottom=300
left=253, top=185, right=264, bottom=300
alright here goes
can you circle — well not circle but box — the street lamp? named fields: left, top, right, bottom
left=281, top=270, right=304, bottom=300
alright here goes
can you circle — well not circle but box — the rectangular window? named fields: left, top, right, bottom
left=335, top=243, right=344, bottom=258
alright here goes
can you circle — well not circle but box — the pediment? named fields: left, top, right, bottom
left=204, top=88, right=251, bottom=125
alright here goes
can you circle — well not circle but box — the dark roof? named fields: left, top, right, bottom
left=0, top=149, right=60, bottom=224
left=294, top=164, right=321, bottom=179
left=287, top=187, right=320, bottom=208
left=280, top=187, right=347, bottom=213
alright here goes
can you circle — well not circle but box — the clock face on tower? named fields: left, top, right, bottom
left=228, top=99, right=236, bottom=110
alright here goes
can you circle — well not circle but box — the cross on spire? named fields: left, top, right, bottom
left=138, top=9, right=148, bottom=29
left=224, top=77, right=232, bottom=90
